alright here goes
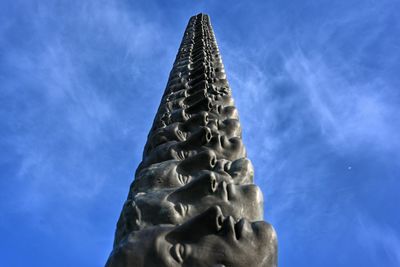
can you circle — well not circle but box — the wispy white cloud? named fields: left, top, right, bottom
left=357, top=214, right=400, bottom=266
left=0, top=0, right=166, bottom=233
left=284, top=47, right=400, bottom=153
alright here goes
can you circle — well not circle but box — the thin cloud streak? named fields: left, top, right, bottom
left=0, top=0, right=166, bottom=237
left=284, top=47, right=400, bottom=153
left=357, top=214, right=400, bottom=266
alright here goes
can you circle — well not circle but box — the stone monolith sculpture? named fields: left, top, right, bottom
left=106, top=13, right=277, bottom=267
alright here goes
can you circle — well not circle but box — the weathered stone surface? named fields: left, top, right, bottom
left=106, top=13, right=277, bottom=267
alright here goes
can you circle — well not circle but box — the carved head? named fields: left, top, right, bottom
left=107, top=206, right=277, bottom=267
left=125, top=173, right=263, bottom=227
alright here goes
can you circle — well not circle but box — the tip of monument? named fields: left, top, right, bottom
left=192, top=13, right=209, bottom=18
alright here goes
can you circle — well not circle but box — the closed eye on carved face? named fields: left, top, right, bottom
left=174, top=203, right=190, bottom=217
left=177, top=173, right=191, bottom=185
left=170, top=242, right=186, bottom=264
left=175, top=149, right=189, bottom=160
left=176, top=129, right=187, bottom=140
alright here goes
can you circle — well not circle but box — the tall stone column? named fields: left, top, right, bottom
left=106, top=13, right=277, bottom=267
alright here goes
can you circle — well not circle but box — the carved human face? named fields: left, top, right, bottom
left=205, top=133, right=246, bottom=161
left=208, top=105, right=239, bottom=121
left=141, top=126, right=212, bottom=169
left=207, top=118, right=241, bottom=138
left=140, top=127, right=246, bottom=169
left=133, top=150, right=218, bottom=193
left=167, top=172, right=263, bottom=222
left=165, top=206, right=276, bottom=267
left=209, top=93, right=234, bottom=107
left=153, top=108, right=190, bottom=130
left=146, top=112, right=210, bottom=157
left=134, top=152, right=254, bottom=194
left=213, top=157, right=254, bottom=184
left=106, top=206, right=277, bottom=267
left=131, top=172, right=263, bottom=226
left=145, top=123, right=187, bottom=155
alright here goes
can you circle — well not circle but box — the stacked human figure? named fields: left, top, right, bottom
left=106, top=13, right=277, bottom=267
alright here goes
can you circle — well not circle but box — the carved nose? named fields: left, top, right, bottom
left=184, top=89, right=207, bottom=106
left=204, top=113, right=209, bottom=124
left=204, top=127, right=212, bottom=143
left=214, top=159, right=228, bottom=172
left=168, top=172, right=218, bottom=202
left=182, top=111, right=209, bottom=131
left=185, top=97, right=212, bottom=114
left=210, top=174, right=217, bottom=193
left=209, top=154, right=217, bottom=168
left=170, top=109, right=189, bottom=123
left=181, top=127, right=212, bottom=148
left=201, top=205, right=224, bottom=232
left=215, top=209, right=224, bottom=231
left=167, top=205, right=225, bottom=242
left=178, top=150, right=217, bottom=173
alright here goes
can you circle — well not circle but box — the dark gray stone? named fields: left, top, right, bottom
left=106, top=13, right=277, bottom=267
left=107, top=206, right=277, bottom=267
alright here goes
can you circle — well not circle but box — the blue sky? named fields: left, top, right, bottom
left=1, top=0, right=399, bottom=266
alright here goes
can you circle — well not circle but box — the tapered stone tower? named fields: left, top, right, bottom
left=106, top=13, right=277, bottom=267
